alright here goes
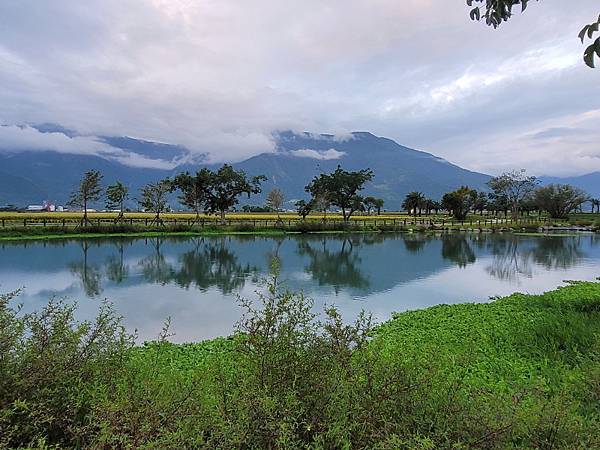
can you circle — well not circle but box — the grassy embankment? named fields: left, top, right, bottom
left=0, top=211, right=596, bottom=241
left=1, top=280, right=599, bottom=448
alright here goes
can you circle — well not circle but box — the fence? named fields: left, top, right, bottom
left=0, top=215, right=544, bottom=230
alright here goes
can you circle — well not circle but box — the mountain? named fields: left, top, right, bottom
left=226, top=131, right=491, bottom=207
left=540, top=172, right=600, bottom=198
left=0, top=128, right=493, bottom=208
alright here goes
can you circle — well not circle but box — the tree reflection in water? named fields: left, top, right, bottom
left=173, top=237, right=258, bottom=294
left=440, top=236, right=476, bottom=268
left=402, top=234, right=433, bottom=253
left=297, top=236, right=370, bottom=293
left=68, top=240, right=103, bottom=297
left=138, top=237, right=175, bottom=285
left=485, top=235, right=586, bottom=282
left=105, top=239, right=129, bottom=283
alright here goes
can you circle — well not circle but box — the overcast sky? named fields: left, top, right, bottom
left=0, top=0, right=598, bottom=176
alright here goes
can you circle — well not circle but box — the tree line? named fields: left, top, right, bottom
left=68, top=164, right=385, bottom=226
left=69, top=165, right=597, bottom=227
left=403, top=170, right=595, bottom=221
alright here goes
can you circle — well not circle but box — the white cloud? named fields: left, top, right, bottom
left=0, top=0, right=598, bottom=174
left=0, top=125, right=178, bottom=169
left=290, top=148, right=347, bottom=160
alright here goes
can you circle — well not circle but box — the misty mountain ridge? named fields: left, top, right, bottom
left=0, top=125, right=598, bottom=208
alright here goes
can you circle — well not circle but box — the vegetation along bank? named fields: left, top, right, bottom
left=1, top=278, right=599, bottom=448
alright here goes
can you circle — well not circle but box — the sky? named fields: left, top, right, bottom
left=0, top=0, right=598, bottom=176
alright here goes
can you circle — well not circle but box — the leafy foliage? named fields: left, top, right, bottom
left=487, top=169, right=538, bottom=218
left=67, top=170, right=103, bottom=226
left=305, top=166, right=374, bottom=222
left=173, top=170, right=211, bottom=219
left=203, top=164, right=266, bottom=223
left=441, top=186, right=477, bottom=220
left=0, top=292, right=134, bottom=448
left=467, top=0, right=599, bottom=68
left=402, top=191, right=425, bottom=216
left=533, top=183, right=589, bottom=218
left=579, top=14, right=600, bottom=68
left=137, top=179, right=173, bottom=224
left=363, top=196, right=384, bottom=215
left=2, top=280, right=600, bottom=448
left=295, top=199, right=313, bottom=220
left=105, top=181, right=129, bottom=220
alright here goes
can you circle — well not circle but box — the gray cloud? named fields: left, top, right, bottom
left=0, top=0, right=598, bottom=175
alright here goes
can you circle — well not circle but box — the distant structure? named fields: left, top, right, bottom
left=27, top=201, right=61, bottom=212
left=43, top=201, right=56, bottom=212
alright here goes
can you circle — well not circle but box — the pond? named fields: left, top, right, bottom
left=1, top=233, right=599, bottom=342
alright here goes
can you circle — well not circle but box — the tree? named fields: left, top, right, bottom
left=266, top=188, right=285, bottom=220
left=373, top=198, right=385, bottom=215
left=533, top=184, right=589, bottom=219
left=138, top=179, right=173, bottom=225
left=363, top=196, right=385, bottom=216
left=591, top=198, right=600, bottom=214
left=402, top=192, right=425, bottom=217
left=204, top=164, right=266, bottom=224
left=487, top=170, right=538, bottom=218
left=473, top=191, right=488, bottom=215
left=313, top=194, right=331, bottom=221
left=442, top=186, right=477, bottom=221
left=305, top=166, right=374, bottom=222
left=430, top=200, right=442, bottom=215
left=68, top=170, right=103, bottom=226
left=467, top=0, right=600, bottom=68
left=295, top=200, right=313, bottom=220
left=105, top=181, right=129, bottom=222
left=363, top=197, right=376, bottom=215
left=173, top=170, right=210, bottom=222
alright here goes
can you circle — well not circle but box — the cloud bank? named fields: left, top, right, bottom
left=0, top=0, right=598, bottom=175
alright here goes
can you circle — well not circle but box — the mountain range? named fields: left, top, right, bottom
left=0, top=126, right=598, bottom=209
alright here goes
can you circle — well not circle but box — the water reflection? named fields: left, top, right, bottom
left=172, top=239, right=259, bottom=293
left=68, top=241, right=103, bottom=297
left=441, top=236, right=476, bottom=268
left=1, top=233, right=598, bottom=302
left=485, top=235, right=587, bottom=281
left=297, top=237, right=370, bottom=293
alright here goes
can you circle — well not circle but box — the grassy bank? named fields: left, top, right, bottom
left=1, top=279, right=599, bottom=449
left=0, top=219, right=594, bottom=242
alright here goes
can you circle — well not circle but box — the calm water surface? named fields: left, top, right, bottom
left=1, top=233, right=599, bottom=342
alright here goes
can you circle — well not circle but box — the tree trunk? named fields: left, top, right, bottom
left=82, top=197, right=88, bottom=227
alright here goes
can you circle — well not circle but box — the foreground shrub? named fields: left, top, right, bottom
left=0, top=293, right=134, bottom=448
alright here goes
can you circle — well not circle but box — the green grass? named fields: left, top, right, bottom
left=2, top=279, right=599, bottom=448
left=0, top=217, right=584, bottom=242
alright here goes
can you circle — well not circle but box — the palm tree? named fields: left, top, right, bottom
left=402, top=192, right=425, bottom=217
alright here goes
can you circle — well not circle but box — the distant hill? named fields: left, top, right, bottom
left=540, top=172, right=600, bottom=198
left=6, top=126, right=597, bottom=210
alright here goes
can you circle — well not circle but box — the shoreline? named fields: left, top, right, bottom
left=0, top=226, right=595, bottom=242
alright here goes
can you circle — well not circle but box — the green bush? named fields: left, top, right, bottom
left=0, top=293, right=134, bottom=448
left=1, top=280, right=599, bottom=448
